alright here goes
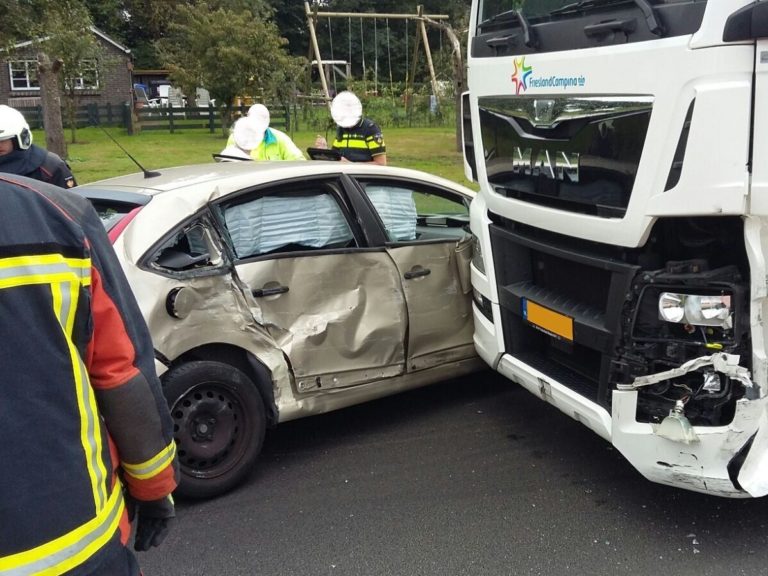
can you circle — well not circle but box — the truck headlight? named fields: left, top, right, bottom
left=658, top=292, right=732, bottom=329
left=471, top=234, right=485, bottom=274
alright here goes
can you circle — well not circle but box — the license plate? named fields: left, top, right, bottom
left=522, top=299, right=573, bottom=341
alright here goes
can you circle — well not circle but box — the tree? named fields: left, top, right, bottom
left=156, top=2, right=304, bottom=133
left=0, top=0, right=99, bottom=154
left=36, top=1, right=106, bottom=144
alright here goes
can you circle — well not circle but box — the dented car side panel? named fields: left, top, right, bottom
left=234, top=251, right=408, bottom=391
left=386, top=239, right=476, bottom=371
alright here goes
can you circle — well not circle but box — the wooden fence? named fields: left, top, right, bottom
left=15, top=102, right=291, bottom=134
left=14, top=98, right=454, bottom=134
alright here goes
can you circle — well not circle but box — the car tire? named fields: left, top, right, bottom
left=163, top=360, right=266, bottom=499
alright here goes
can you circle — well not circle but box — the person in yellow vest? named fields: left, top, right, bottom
left=0, top=174, right=179, bottom=575
left=223, top=103, right=305, bottom=161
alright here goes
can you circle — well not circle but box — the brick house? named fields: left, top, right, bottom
left=0, top=27, right=133, bottom=120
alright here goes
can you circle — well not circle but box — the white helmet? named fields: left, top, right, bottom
left=0, top=105, right=32, bottom=150
left=232, top=116, right=266, bottom=150
left=247, top=103, right=271, bottom=126
left=331, top=91, right=362, bottom=128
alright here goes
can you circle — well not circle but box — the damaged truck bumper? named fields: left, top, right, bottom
left=613, top=390, right=768, bottom=498
left=488, top=341, right=768, bottom=497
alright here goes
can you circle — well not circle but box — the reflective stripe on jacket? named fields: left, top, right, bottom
left=331, top=118, right=386, bottom=162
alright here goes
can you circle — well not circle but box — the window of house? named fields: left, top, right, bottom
left=9, top=60, right=39, bottom=91
left=9, top=59, right=100, bottom=91
left=65, top=60, right=99, bottom=90
left=67, top=60, right=99, bottom=90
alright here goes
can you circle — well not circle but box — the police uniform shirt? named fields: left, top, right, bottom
left=331, top=118, right=386, bottom=162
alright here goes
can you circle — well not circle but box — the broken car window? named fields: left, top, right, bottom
left=151, top=221, right=223, bottom=272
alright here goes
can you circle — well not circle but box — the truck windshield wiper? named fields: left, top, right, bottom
left=548, top=0, right=618, bottom=17
left=548, top=0, right=663, bottom=36
left=478, top=9, right=536, bottom=48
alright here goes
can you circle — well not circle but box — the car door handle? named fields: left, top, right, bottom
left=404, top=267, right=431, bottom=280
left=252, top=285, right=289, bottom=297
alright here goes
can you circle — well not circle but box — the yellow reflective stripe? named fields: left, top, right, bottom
left=123, top=440, right=177, bottom=480
left=0, top=255, right=91, bottom=290
left=0, top=487, right=124, bottom=575
left=57, top=279, right=109, bottom=513
left=333, top=138, right=369, bottom=150
left=0, top=254, right=90, bottom=269
left=0, top=254, right=114, bottom=574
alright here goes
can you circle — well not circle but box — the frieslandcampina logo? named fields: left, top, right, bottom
left=511, top=57, right=533, bottom=95
left=511, top=57, right=586, bottom=93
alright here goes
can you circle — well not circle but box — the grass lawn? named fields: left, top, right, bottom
left=46, top=126, right=477, bottom=189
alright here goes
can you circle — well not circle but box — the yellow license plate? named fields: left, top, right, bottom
left=523, top=299, right=573, bottom=341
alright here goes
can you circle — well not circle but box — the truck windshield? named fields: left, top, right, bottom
left=473, top=0, right=707, bottom=56
left=479, top=0, right=575, bottom=23
left=479, top=0, right=694, bottom=23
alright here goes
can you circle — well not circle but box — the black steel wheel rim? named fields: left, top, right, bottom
left=171, top=381, right=252, bottom=479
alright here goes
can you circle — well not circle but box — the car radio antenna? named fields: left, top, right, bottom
left=96, top=125, right=161, bottom=178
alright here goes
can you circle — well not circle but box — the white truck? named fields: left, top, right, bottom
left=465, top=0, right=768, bottom=497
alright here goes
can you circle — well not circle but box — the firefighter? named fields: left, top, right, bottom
left=314, top=91, right=387, bottom=165
left=0, top=174, right=179, bottom=575
left=0, top=104, right=77, bottom=188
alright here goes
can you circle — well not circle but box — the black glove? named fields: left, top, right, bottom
left=133, top=495, right=176, bottom=552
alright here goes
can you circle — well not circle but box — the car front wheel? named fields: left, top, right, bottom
left=163, top=360, right=266, bottom=499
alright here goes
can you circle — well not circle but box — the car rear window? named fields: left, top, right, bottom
left=75, top=188, right=151, bottom=232
left=89, top=200, right=142, bottom=231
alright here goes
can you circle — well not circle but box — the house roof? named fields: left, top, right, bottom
left=8, top=26, right=131, bottom=55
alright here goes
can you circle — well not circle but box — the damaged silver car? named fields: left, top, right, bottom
left=77, top=161, right=483, bottom=498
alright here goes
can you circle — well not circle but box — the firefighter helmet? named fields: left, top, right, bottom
left=0, top=105, right=32, bottom=150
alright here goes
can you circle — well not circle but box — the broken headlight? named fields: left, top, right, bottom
left=658, top=292, right=732, bottom=329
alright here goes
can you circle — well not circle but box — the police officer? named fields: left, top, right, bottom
left=0, top=173, right=179, bottom=575
left=0, top=104, right=77, bottom=188
left=314, top=91, right=387, bottom=165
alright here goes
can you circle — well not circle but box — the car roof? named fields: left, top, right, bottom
left=78, top=161, right=475, bottom=200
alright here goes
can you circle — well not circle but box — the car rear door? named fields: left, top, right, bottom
left=354, top=177, right=476, bottom=372
left=213, top=176, right=408, bottom=394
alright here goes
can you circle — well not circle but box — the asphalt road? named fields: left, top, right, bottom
left=140, top=370, right=768, bottom=576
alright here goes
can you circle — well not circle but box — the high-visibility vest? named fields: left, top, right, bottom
left=332, top=118, right=386, bottom=162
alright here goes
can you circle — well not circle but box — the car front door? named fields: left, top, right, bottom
left=214, top=176, right=408, bottom=394
left=355, top=177, right=475, bottom=372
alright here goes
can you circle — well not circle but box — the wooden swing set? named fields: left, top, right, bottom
left=303, top=1, right=463, bottom=110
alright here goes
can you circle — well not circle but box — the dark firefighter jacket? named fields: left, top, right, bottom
left=0, top=174, right=178, bottom=575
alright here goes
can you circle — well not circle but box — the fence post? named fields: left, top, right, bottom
left=291, top=103, right=299, bottom=133
left=168, top=106, right=175, bottom=133
left=88, top=102, right=99, bottom=127
left=208, top=103, right=215, bottom=133
left=35, top=105, right=44, bottom=130
left=106, top=103, right=113, bottom=125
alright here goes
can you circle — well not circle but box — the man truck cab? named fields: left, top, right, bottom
left=465, top=0, right=768, bottom=497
